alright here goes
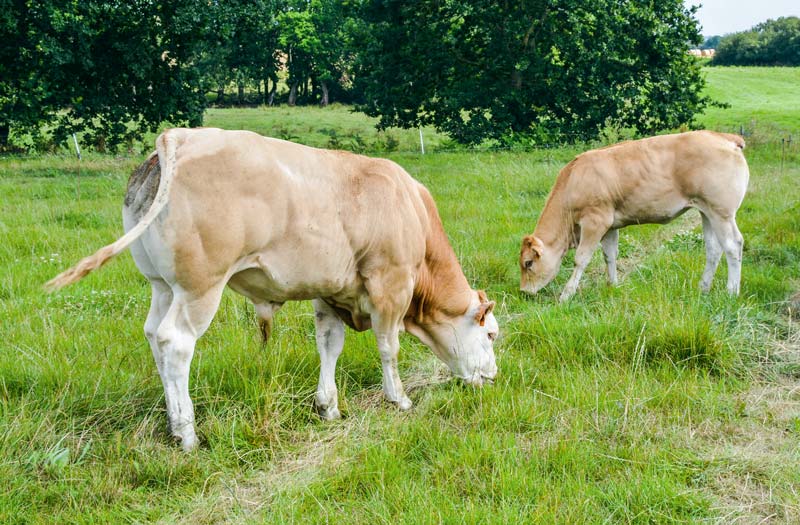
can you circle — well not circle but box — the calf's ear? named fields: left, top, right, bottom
left=523, top=236, right=542, bottom=260
left=474, top=300, right=496, bottom=326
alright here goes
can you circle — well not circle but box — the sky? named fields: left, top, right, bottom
left=684, top=0, right=800, bottom=36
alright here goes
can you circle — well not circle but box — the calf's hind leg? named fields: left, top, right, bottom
left=156, top=282, right=226, bottom=451
left=704, top=213, right=744, bottom=295
left=600, top=228, right=619, bottom=285
left=699, top=212, right=723, bottom=293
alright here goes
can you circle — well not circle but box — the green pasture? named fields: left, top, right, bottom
left=0, top=67, right=799, bottom=523
left=701, top=66, right=800, bottom=137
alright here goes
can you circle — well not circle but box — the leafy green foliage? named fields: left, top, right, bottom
left=701, top=35, right=722, bottom=50
left=713, top=17, right=800, bottom=66
left=278, top=0, right=360, bottom=106
left=197, top=0, right=283, bottom=106
left=353, top=0, right=711, bottom=145
left=0, top=0, right=209, bottom=151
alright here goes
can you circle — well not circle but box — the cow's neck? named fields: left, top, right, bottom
left=533, top=183, right=574, bottom=253
left=407, top=190, right=473, bottom=324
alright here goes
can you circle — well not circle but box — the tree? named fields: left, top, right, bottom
left=0, top=0, right=209, bottom=151
left=197, top=0, right=283, bottom=107
left=713, top=17, right=800, bottom=66
left=278, top=0, right=359, bottom=106
left=353, top=0, right=710, bottom=145
left=701, top=35, right=721, bottom=49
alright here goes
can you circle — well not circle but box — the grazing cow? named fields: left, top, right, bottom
left=48, top=128, right=499, bottom=451
left=519, top=131, right=749, bottom=302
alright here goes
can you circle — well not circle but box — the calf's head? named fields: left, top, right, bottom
left=405, top=290, right=498, bottom=386
left=519, top=235, right=562, bottom=295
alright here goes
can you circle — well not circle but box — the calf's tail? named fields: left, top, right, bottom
left=45, top=130, right=181, bottom=291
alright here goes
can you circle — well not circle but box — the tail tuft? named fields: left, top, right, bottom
left=44, top=246, right=116, bottom=291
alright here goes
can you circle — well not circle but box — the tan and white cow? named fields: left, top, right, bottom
left=48, top=128, right=499, bottom=451
left=519, top=131, right=749, bottom=301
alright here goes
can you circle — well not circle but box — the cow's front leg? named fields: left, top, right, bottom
left=312, top=299, right=345, bottom=420
left=371, top=314, right=412, bottom=410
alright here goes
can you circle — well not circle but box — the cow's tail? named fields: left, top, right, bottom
left=45, top=130, right=181, bottom=291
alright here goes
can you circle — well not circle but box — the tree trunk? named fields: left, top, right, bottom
left=216, top=85, right=225, bottom=105
left=0, top=124, right=9, bottom=148
left=237, top=83, right=245, bottom=105
left=268, top=78, right=277, bottom=106
left=320, top=80, right=330, bottom=107
left=288, top=82, right=298, bottom=106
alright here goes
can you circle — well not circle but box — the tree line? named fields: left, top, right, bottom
left=1, top=0, right=710, bottom=151
left=712, top=17, right=800, bottom=67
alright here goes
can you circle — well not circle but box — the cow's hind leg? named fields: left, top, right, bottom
left=156, top=283, right=226, bottom=451
left=144, top=279, right=173, bottom=380
left=312, top=299, right=345, bottom=420
left=600, top=228, right=619, bottom=285
left=699, top=212, right=723, bottom=293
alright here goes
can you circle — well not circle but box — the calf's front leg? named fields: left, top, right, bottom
left=560, top=216, right=612, bottom=302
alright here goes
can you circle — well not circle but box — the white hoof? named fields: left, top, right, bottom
left=316, top=403, right=341, bottom=420
left=175, top=429, right=198, bottom=452
left=396, top=395, right=413, bottom=411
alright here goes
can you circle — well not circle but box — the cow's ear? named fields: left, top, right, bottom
left=474, top=300, right=496, bottom=326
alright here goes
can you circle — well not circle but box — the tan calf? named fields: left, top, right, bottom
left=48, top=128, right=499, bottom=451
left=519, top=131, right=749, bottom=301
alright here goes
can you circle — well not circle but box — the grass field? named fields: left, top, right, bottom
left=1, top=67, right=799, bottom=523
left=701, top=67, right=800, bottom=137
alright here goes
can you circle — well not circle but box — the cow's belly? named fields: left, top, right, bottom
left=227, top=244, right=361, bottom=299
left=612, top=193, right=690, bottom=228
left=227, top=266, right=354, bottom=303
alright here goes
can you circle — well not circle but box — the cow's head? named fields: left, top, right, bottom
left=405, top=290, right=498, bottom=385
left=519, top=234, right=562, bottom=295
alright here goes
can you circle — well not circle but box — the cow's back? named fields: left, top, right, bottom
left=125, top=129, right=429, bottom=300
left=559, top=131, right=748, bottom=224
